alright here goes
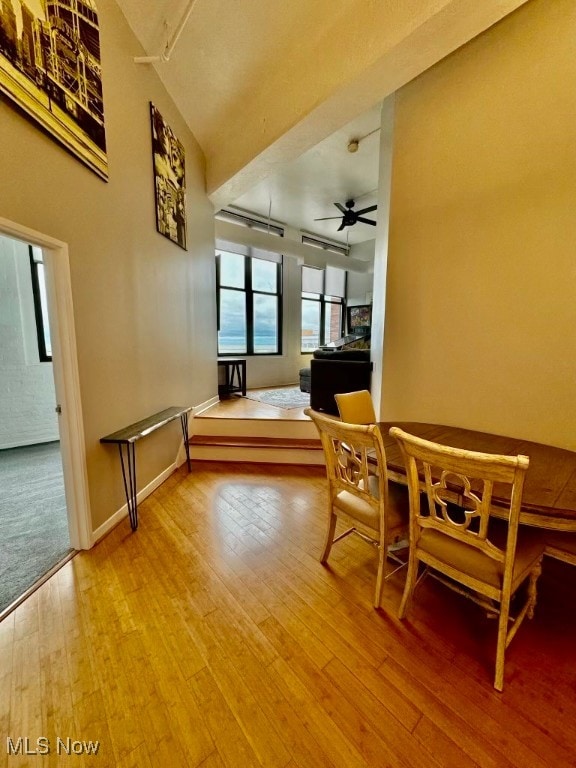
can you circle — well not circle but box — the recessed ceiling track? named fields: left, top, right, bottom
left=134, top=0, right=199, bottom=64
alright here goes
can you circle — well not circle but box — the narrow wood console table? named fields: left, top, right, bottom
left=100, top=406, right=192, bottom=531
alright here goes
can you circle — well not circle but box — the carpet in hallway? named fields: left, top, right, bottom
left=0, top=441, right=71, bottom=615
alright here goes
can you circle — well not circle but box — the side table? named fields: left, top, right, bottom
left=100, top=406, right=192, bottom=531
left=217, top=358, right=246, bottom=398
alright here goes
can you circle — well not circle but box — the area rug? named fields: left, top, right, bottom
left=246, top=387, right=310, bottom=410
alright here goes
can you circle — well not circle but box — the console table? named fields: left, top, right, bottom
left=217, top=358, right=246, bottom=398
left=100, top=406, right=192, bottom=531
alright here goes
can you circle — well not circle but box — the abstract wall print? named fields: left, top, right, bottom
left=150, top=102, right=187, bottom=250
left=0, top=0, right=107, bottom=180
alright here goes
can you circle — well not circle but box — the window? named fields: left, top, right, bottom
left=29, top=246, right=52, bottom=361
left=301, top=265, right=346, bottom=352
left=216, top=249, right=282, bottom=355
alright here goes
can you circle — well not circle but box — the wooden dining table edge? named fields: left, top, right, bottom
left=378, top=421, right=576, bottom=532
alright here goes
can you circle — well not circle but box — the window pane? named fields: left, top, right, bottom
left=302, top=266, right=324, bottom=294
left=323, top=302, right=342, bottom=345
left=218, top=289, right=246, bottom=353
left=301, top=299, right=320, bottom=351
left=219, top=251, right=245, bottom=288
left=253, top=294, right=278, bottom=353
left=37, top=262, right=52, bottom=357
left=252, top=258, right=277, bottom=293
left=325, top=266, right=346, bottom=298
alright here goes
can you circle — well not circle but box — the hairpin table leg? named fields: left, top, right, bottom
left=180, top=411, right=191, bottom=471
left=118, top=442, right=138, bottom=531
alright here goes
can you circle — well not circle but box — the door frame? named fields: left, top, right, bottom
left=0, top=216, right=91, bottom=550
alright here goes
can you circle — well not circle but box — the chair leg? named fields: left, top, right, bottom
left=398, top=552, right=419, bottom=619
left=494, top=601, right=510, bottom=692
left=374, top=540, right=387, bottom=609
left=320, top=510, right=337, bottom=563
left=527, top=558, right=542, bottom=619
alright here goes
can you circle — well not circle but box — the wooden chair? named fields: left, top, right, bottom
left=544, top=532, right=576, bottom=565
left=335, top=390, right=377, bottom=424
left=305, top=407, right=409, bottom=607
left=390, top=426, right=545, bottom=691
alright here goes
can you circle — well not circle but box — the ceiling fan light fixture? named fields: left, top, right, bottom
left=313, top=199, right=378, bottom=230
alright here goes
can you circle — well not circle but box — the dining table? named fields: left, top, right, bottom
left=377, top=422, right=576, bottom=532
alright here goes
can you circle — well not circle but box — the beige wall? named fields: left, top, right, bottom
left=0, top=0, right=217, bottom=530
left=382, top=0, right=576, bottom=449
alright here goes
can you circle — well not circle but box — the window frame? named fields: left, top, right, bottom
left=28, top=246, right=52, bottom=362
left=216, top=249, right=283, bottom=357
left=301, top=266, right=347, bottom=353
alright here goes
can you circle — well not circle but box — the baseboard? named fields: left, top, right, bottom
left=193, top=395, right=220, bottom=416
left=91, top=462, right=177, bottom=545
left=174, top=395, right=220, bottom=466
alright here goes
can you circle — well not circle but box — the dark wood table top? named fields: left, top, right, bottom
left=378, top=422, right=576, bottom=531
left=100, top=406, right=192, bottom=444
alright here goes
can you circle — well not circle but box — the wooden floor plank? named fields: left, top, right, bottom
left=2, top=461, right=575, bottom=768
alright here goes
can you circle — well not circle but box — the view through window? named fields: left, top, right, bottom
left=301, top=265, right=346, bottom=351
left=29, top=245, right=52, bottom=361
left=217, top=249, right=282, bottom=355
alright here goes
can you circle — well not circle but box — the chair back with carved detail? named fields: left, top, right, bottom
left=305, top=408, right=408, bottom=607
left=390, top=426, right=544, bottom=691
left=335, top=390, right=377, bottom=425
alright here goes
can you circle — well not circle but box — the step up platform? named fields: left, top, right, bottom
left=188, top=432, right=325, bottom=465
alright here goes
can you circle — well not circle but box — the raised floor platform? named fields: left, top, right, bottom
left=190, top=386, right=323, bottom=465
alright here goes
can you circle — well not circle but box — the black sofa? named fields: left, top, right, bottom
left=299, top=349, right=372, bottom=416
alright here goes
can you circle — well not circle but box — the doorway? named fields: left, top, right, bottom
left=0, top=218, right=91, bottom=617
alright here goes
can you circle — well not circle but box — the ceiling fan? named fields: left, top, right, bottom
left=314, top=199, right=377, bottom=231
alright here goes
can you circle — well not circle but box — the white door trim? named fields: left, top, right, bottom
left=0, top=217, right=92, bottom=550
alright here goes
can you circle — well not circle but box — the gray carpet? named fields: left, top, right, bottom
left=0, top=441, right=71, bottom=614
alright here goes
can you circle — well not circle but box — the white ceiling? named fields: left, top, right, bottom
left=115, top=0, right=530, bottom=248
left=116, top=0, right=383, bottom=247
left=230, top=104, right=382, bottom=247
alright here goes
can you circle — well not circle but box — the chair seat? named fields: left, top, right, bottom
left=334, top=479, right=408, bottom=532
left=419, top=520, right=545, bottom=591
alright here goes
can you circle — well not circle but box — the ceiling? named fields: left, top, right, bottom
left=116, top=0, right=383, bottom=247
left=115, top=0, right=530, bottom=248
left=230, top=103, right=382, bottom=247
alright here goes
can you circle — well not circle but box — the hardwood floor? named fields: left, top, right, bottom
left=2, top=461, right=576, bottom=767
left=199, top=387, right=310, bottom=421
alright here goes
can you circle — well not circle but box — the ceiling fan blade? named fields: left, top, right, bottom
left=334, top=203, right=347, bottom=214
left=355, top=204, right=378, bottom=216
left=356, top=217, right=377, bottom=226
left=337, top=220, right=347, bottom=231
left=314, top=216, right=343, bottom=221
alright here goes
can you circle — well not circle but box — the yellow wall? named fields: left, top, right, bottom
left=383, top=0, right=576, bottom=448
left=0, top=0, right=217, bottom=530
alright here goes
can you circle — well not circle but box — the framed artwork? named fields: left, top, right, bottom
left=150, top=102, right=187, bottom=250
left=347, top=304, right=372, bottom=332
left=0, top=0, right=107, bottom=180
